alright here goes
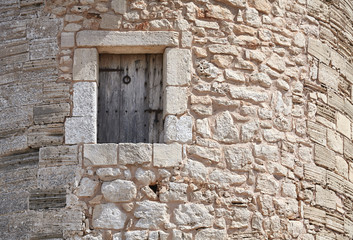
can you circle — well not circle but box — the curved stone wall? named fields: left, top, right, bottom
left=1, top=0, right=353, bottom=239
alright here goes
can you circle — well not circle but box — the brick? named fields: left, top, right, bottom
left=64, top=117, right=97, bottom=144
left=314, top=144, right=335, bottom=170
left=153, top=143, right=182, bottom=167
left=307, top=121, right=326, bottom=145
left=164, top=87, right=188, bottom=116
left=163, top=48, right=191, bottom=86
left=337, top=112, right=351, bottom=138
left=72, top=82, right=97, bottom=117
left=73, top=48, right=99, bottom=81
left=84, top=144, right=118, bottom=166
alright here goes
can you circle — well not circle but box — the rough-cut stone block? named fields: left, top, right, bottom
left=344, top=137, right=353, bottom=160
left=319, top=63, right=339, bottom=90
left=84, top=144, right=118, bottom=166
left=335, top=156, right=348, bottom=179
left=73, top=48, right=99, bottom=81
left=111, top=0, right=126, bottom=14
left=134, top=201, right=169, bottom=229
left=307, top=0, right=329, bottom=22
left=314, top=144, right=335, bottom=170
left=61, top=32, right=75, bottom=48
left=72, top=82, right=97, bottom=117
left=304, top=205, right=326, bottom=226
left=327, top=171, right=345, bottom=194
left=119, top=143, right=152, bottom=165
left=96, top=168, right=122, bottom=181
left=33, top=103, right=70, bottom=124
left=0, top=134, right=27, bottom=157
left=229, top=87, right=268, bottom=103
left=307, top=121, right=326, bottom=145
left=164, top=48, right=191, bottom=86
left=39, top=145, right=78, bottom=167
left=124, top=231, right=148, bottom=240
left=76, top=31, right=179, bottom=53
left=256, top=174, right=279, bottom=195
left=0, top=192, right=29, bottom=215
left=327, top=129, right=343, bottom=154
left=101, top=179, right=137, bottom=202
left=326, top=213, right=344, bottom=233
left=164, top=87, right=188, bottom=116
left=160, top=182, right=188, bottom=202
left=37, top=166, right=77, bottom=190
left=308, top=38, right=331, bottom=65
left=100, top=14, right=122, bottom=29
left=315, top=185, right=336, bottom=209
left=303, top=164, right=327, bottom=185
left=174, top=203, right=214, bottom=230
left=195, top=229, right=227, bottom=240
left=213, top=111, right=239, bottom=143
left=28, top=124, right=64, bottom=149
left=224, top=145, right=254, bottom=171
left=93, top=203, right=126, bottom=229
left=209, top=169, right=246, bottom=187
left=254, top=144, right=279, bottom=161
left=76, top=177, right=99, bottom=197
left=164, top=115, right=192, bottom=143
left=267, top=54, right=285, bottom=72
left=187, top=146, right=221, bottom=163
left=153, top=143, right=182, bottom=167
left=65, top=117, right=96, bottom=144
left=337, top=112, right=351, bottom=138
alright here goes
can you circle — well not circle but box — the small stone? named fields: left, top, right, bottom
left=224, top=69, right=245, bottom=82
left=182, top=160, right=208, bottom=183
left=254, top=144, right=280, bottom=161
left=100, top=14, right=122, bottom=29
left=277, top=79, right=290, bottom=91
left=244, top=8, right=261, bottom=27
left=241, top=120, right=259, bottom=142
left=125, top=230, right=148, bottom=240
left=92, top=203, right=127, bottom=229
left=196, top=119, right=211, bottom=138
left=256, top=174, right=280, bottom=195
left=267, top=54, right=286, bottom=72
left=282, top=182, right=297, bottom=198
left=64, top=23, right=82, bottom=32
left=263, top=128, right=285, bottom=142
left=61, top=32, right=75, bottom=48
left=77, top=177, right=99, bottom=197
left=249, top=0, right=272, bottom=14
left=135, top=168, right=156, bottom=185
left=119, top=143, right=152, bottom=165
left=84, top=144, right=118, bottom=166
left=212, top=55, right=233, bottom=68
left=122, top=203, right=134, bottom=212
left=293, top=32, right=306, bottom=48
left=149, top=19, right=172, bottom=30
left=187, top=146, right=221, bottom=163
left=160, top=182, right=188, bottom=202
left=213, top=111, right=240, bottom=143
left=134, top=201, right=169, bottom=229
left=250, top=72, right=272, bottom=88
left=174, top=203, right=214, bottom=230
left=208, top=44, right=238, bottom=55
left=288, top=221, right=304, bottom=238
left=111, top=0, right=127, bottom=14
left=229, top=87, right=269, bottom=102
left=101, top=179, right=137, bottom=202
left=231, top=207, right=252, bottom=229
left=96, top=168, right=122, bottom=181
left=195, top=20, right=219, bottom=29
left=205, top=4, right=234, bottom=21
left=224, top=145, right=254, bottom=171
left=209, top=169, right=246, bottom=187
left=141, top=186, right=158, bottom=200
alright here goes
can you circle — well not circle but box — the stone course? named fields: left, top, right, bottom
left=1, top=0, right=353, bottom=239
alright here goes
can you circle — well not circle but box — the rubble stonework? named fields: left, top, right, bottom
left=1, top=0, right=353, bottom=239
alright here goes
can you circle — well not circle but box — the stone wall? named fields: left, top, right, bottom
left=1, top=0, right=353, bottom=239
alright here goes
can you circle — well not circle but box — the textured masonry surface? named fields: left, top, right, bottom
left=1, top=0, right=353, bottom=239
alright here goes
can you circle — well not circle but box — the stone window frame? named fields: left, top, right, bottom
left=64, top=30, right=192, bottom=145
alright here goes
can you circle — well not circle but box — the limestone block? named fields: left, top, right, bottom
left=73, top=48, right=98, bottom=81
left=164, top=87, right=188, bottom=116
left=315, top=185, right=336, bottom=209
left=195, top=20, right=219, bottom=29
left=307, top=0, right=329, bottom=22
left=39, top=145, right=78, bottom=167
left=96, top=168, right=122, bottom=181
left=267, top=54, right=285, bottom=72
left=187, top=145, right=221, bottom=163
left=65, top=117, right=96, bottom=144
left=263, top=128, right=285, bottom=142
left=229, top=86, right=268, bottom=102
left=249, top=0, right=271, bottom=14
left=244, top=8, right=261, bottom=27
left=101, top=179, right=137, bottom=202
left=111, top=0, right=126, bottom=14
left=181, top=31, right=192, bottom=48
left=149, top=231, right=168, bottom=240
left=160, top=182, right=188, bottom=202
left=209, top=169, right=246, bottom=187
left=164, top=115, right=192, bottom=143
left=307, top=121, right=326, bottom=145
left=288, top=221, right=304, bottom=238
left=224, top=145, right=253, bottom=171
left=195, top=229, right=227, bottom=240
left=84, top=144, right=118, bottom=166
left=135, top=168, right=156, bottom=185
left=76, top=31, right=179, bottom=51
left=282, top=182, right=297, bottom=198
left=250, top=72, right=272, bottom=88
left=163, top=48, right=191, bottom=86
left=254, top=144, right=280, bottom=161
left=224, top=69, right=245, bottom=82
left=308, top=38, right=331, bottom=65
left=100, top=14, right=122, bottom=29
left=37, top=165, right=77, bottom=190
left=76, top=177, right=99, bottom=197
left=92, top=203, right=126, bottom=229
left=326, top=213, right=344, bottom=233
left=61, top=32, right=75, bottom=48
left=172, top=230, right=192, bottom=240
left=181, top=160, right=208, bottom=183
left=337, top=112, right=351, bottom=138
left=153, top=143, right=182, bottom=167
left=273, top=198, right=298, bottom=219
left=303, top=164, right=327, bottom=185
left=213, top=111, right=239, bottom=143
left=33, top=103, right=70, bottom=124
left=196, top=118, right=211, bottom=138
left=205, top=4, right=234, bottom=21
left=327, top=129, right=343, bottom=154
left=73, top=82, right=97, bottom=117
left=119, top=143, right=152, bottom=165
left=208, top=44, right=238, bottom=55
left=256, top=174, right=279, bottom=195
left=231, top=207, right=252, bottom=229
left=174, top=203, right=214, bottom=230
left=314, top=144, right=335, bottom=170
left=344, top=137, right=353, bottom=160
left=318, top=63, right=339, bottom=90
left=241, top=120, right=259, bottom=142
left=134, top=201, right=169, bottom=229
left=327, top=171, right=345, bottom=194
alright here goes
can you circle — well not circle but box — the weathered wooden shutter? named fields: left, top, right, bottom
left=98, top=54, right=163, bottom=143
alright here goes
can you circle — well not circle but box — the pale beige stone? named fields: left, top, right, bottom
left=164, top=115, right=193, bottom=143
left=164, top=48, right=191, bottom=86
left=249, top=0, right=271, bottom=14
left=335, top=156, right=348, bottom=179
left=73, top=48, right=99, bottom=81
left=72, top=82, right=97, bottom=117
left=93, top=203, right=127, bottom=229
left=65, top=117, right=96, bottom=144
left=318, top=63, right=339, bottom=90
left=337, top=112, right=351, bottom=138
left=327, top=129, right=343, bottom=154
left=164, top=87, right=188, bottom=115
left=267, top=54, right=285, bottom=72
left=308, top=38, right=331, bottom=65
left=195, top=20, right=219, bottom=29
left=153, top=143, right=182, bottom=167
left=205, top=4, right=234, bottom=21
left=84, top=144, right=118, bottom=166
left=224, top=69, right=245, bottom=82
left=111, top=0, right=126, bottom=14
left=61, top=32, right=75, bottom=48
left=315, top=185, right=336, bottom=209
left=100, top=14, right=122, bottom=29
left=119, top=143, right=152, bottom=165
